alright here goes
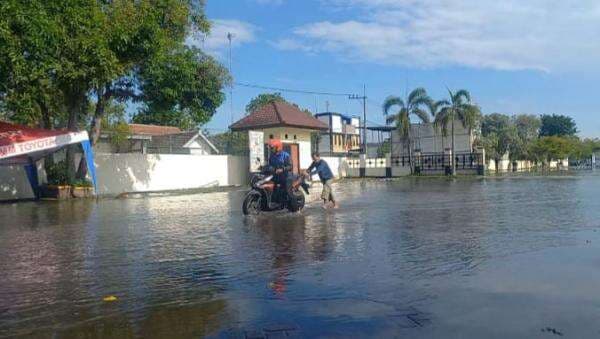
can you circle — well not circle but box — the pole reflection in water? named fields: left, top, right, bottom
left=2, top=174, right=600, bottom=337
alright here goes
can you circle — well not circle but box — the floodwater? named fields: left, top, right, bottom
left=2, top=174, right=600, bottom=338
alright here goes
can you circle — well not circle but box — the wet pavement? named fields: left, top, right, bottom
left=2, top=174, right=600, bottom=338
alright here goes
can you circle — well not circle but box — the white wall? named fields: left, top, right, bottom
left=392, top=120, right=473, bottom=156
left=320, top=156, right=349, bottom=178
left=95, top=154, right=249, bottom=196
left=262, top=127, right=314, bottom=169
left=0, top=154, right=250, bottom=200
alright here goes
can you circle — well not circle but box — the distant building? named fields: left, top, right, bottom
left=314, top=112, right=361, bottom=155
left=97, top=124, right=219, bottom=155
left=230, top=101, right=328, bottom=172
left=391, top=120, right=474, bottom=156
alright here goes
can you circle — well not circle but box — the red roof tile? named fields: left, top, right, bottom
left=230, top=101, right=328, bottom=131
left=128, top=124, right=181, bottom=136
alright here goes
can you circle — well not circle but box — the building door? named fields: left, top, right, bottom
left=283, top=143, right=300, bottom=174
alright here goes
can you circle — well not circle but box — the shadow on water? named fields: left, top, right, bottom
left=3, top=174, right=600, bottom=337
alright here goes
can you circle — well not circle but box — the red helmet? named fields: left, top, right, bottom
left=268, top=139, right=283, bottom=152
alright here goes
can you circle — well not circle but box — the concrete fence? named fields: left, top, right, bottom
left=1, top=154, right=250, bottom=201
left=94, top=154, right=249, bottom=196
left=2, top=151, right=493, bottom=201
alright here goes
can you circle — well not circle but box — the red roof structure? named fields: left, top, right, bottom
left=230, top=101, right=328, bottom=131
left=128, top=124, right=182, bottom=136
left=0, top=121, right=89, bottom=164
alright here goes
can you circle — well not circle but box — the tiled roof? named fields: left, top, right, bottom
left=129, top=124, right=181, bottom=136
left=230, top=101, right=328, bottom=131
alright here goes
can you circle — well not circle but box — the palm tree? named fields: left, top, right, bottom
left=383, top=88, right=431, bottom=172
left=426, top=99, right=450, bottom=153
left=434, top=89, right=481, bottom=175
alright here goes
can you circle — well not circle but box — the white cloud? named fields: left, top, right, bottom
left=270, top=38, right=316, bottom=54
left=187, top=19, right=257, bottom=55
left=276, top=0, right=600, bottom=72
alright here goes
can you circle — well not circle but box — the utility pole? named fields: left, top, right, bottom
left=227, top=32, right=234, bottom=153
left=325, top=100, right=330, bottom=112
left=227, top=32, right=234, bottom=123
left=349, top=84, right=367, bottom=154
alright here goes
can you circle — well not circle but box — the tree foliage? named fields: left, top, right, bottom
left=531, top=136, right=575, bottom=164
left=206, top=131, right=248, bottom=156
left=509, top=114, right=541, bottom=160
left=0, top=0, right=229, bottom=179
left=245, top=92, right=286, bottom=113
left=480, top=113, right=517, bottom=167
left=383, top=88, right=431, bottom=140
left=133, top=46, right=230, bottom=130
left=539, top=114, right=577, bottom=137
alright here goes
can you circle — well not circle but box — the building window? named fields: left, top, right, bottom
left=285, top=134, right=288, bottom=139
left=269, top=134, right=274, bottom=139
left=294, top=134, right=297, bottom=140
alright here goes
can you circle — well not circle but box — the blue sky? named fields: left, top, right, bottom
left=201, top=0, right=600, bottom=137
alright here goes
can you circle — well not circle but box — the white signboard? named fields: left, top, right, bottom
left=331, top=115, right=342, bottom=133
left=0, top=131, right=89, bottom=160
left=248, top=130, right=264, bottom=172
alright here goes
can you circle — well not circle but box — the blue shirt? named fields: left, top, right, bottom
left=308, top=159, right=334, bottom=182
left=269, top=151, right=291, bottom=170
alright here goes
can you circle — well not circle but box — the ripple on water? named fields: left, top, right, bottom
left=2, top=175, right=600, bottom=337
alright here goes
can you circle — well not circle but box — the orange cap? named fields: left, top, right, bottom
left=268, top=139, right=283, bottom=152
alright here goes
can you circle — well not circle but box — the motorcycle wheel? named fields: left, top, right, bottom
left=287, top=189, right=305, bottom=212
left=243, top=192, right=262, bottom=215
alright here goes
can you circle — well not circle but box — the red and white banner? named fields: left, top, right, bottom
left=0, top=122, right=89, bottom=160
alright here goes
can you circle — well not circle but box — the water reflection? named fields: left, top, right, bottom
left=3, top=175, right=600, bottom=337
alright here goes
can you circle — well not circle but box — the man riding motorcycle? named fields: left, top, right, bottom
left=241, top=139, right=309, bottom=215
left=267, top=139, right=292, bottom=201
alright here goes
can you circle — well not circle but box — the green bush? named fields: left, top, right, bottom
left=45, top=161, right=69, bottom=186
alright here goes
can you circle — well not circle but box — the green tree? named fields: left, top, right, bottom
left=434, top=89, right=481, bottom=174
left=383, top=88, right=431, bottom=173
left=481, top=113, right=517, bottom=172
left=0, top=0, right=227, bottom=181
left=568, top=138, right=600, bottom=161
left=539, top=114, right=577, bottom=137
left=245, top=93, right=286, bottom=113
left=133, top=46, right=230, bottom=130
left=207, top=131, right=248, bottom=156
left=509, top=114, right=541, bottom=161
left=531, top=136, right=574, bottom=166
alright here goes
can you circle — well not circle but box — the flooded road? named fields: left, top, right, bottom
left=2, top=175, right=600, bottom=338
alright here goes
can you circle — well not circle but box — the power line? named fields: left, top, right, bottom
left=234, top=82, right=354, bottom=97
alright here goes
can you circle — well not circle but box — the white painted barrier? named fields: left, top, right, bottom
left=0, top=154, right=250, bottom=200
left=95, top=154, right=249, bottom=195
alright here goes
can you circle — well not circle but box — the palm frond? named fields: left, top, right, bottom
left=434, top=112, right=450, bottom=136
left=407, top=88, right=429, bottom=107
left=385, top=114, right=399, bottom=125
left=426, top=99, right=449, bottom=117
left=436, top=99, right=450, bottom=107
left=454, top=89, right=471, bottom=104
left=382, top=96, right=405, bottom=116
left=412, top=107, right=431, bottom=124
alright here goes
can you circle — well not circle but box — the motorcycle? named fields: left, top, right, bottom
left=242, top=164, right=309, bottom=215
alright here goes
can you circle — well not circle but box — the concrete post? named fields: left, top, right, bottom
left=476, top=147, right=486, bottom=175
left=359, top=154, right=366, bottom=177
left=444, top=148, right=453, bottom=176
left=413, top=149, right=422, bottom=175
left=385, top=153, right=392, bottom=178
left=592, top=153, right=596, bottom=170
